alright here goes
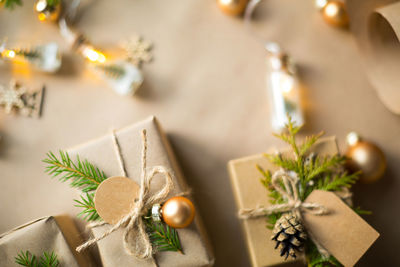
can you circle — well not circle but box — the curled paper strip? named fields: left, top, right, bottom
left=348, top=0, right=400, bottom=114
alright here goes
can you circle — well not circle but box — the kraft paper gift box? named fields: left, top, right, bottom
left=67, top=116, right=214, bottom=267
left=228, top=137, right=379, bottom=267
left=0, top=216, right=92, bottom=267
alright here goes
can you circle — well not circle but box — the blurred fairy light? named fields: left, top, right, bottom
left=58, top=19, right=144, bottom=95
left=80, top=45, right=106, bottom=63
left=315, top=0, right=328, bottom=10
left=35, top=0, right=47, bottom=12
left=4, top=50, right=16, bottom=58
left=324, top=2, right=340, bottom=17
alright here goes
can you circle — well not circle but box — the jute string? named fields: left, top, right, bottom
left=76, top=129, right=174, bottom=261
left=238, top=168, right=331, bottom=258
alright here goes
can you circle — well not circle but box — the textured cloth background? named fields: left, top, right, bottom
left=0, top=0, right=399, bottom=266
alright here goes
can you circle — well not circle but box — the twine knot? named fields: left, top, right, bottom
left=238, top=168, right=330, bottom=258
left=239, top=169, right=327, bottom=219
left=76, top=129, right=174, bottom=260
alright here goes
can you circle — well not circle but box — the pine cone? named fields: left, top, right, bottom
left=271, top=212, right=307, bottom=259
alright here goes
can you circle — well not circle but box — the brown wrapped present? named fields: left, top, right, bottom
left=67, top=116, right=214, bottom=267
left=228, top=137, right=379, bottom=267
left=0, top=216, right=92, bottom=267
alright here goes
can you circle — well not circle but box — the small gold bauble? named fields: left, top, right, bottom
left=346, top=134, right=386, bottom=183
left=35, top=0, right=61, bottom=23
left=321, top=0, right=349, bottom=27
left=162, top=196, right=195, bottom=228
left=217, top=0, right=249, bottom=16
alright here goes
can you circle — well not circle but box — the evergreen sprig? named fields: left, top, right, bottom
left=1, top=0, right=22, bottom=9
left=45, top=0, right=59, bottom=7
left=145, top=218, right=183, bottom=253
left=43, top=150, right=105, bottom=222
left=258, top=115, right=362, bottom=266
left=74, top=192, right=100, bottom=221
left=15, top=251, right=59, bottom=267
left=43, top=151, right=107, bottom=193
left=1, top=0, right=59, bottom=9
left=306, top=241, right=341, bottom=267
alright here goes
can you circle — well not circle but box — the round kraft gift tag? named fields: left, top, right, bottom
left=94, top=176, right=140, bottom=225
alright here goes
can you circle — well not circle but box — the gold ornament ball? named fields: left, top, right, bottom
left=162, top=196, right=195, bottom=228
left=321, top=0, right=349, bottom=27
left=217, top=0, right=249, bottom=16
left=346, top=139, right=387, bottom=184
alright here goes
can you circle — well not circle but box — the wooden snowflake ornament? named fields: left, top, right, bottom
left=0, top=80, right=44, bottom=117
left=121, top=35, right=152, bottom=66
left=0, top=80, right=26, bottom=114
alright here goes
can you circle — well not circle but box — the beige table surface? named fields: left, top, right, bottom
left=0, top=0, right=399, bottom=266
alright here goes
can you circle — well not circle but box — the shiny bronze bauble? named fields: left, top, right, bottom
left=162, top=196, right=195, bottom=228
left=217, top=0, right=249, bottom=16
left=321, top=0, right=349, bottom=28
left=346, top=133, right=386, bottom=183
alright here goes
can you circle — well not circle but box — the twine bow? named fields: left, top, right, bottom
left=238, top=168, right=330, bottom=258
left=76, top=129, right=174, bottom=260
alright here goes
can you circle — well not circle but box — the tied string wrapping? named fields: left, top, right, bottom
left=76, top=129, right=175, bottom=260
left=238, top=168, right=331, bottom=258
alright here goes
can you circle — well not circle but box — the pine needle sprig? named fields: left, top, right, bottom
left=39, top=252, right=59, bottom=267
left=304, top=155, right=346, bottom=182
left=317, top=171, right=359, bottom=192
left=74, top=193, right=101, bottom=221
left=43, top=151, right=107, bottom=192
left=1, top=0, right=22, bottom=9
left=45, top=0, right=60, bottom=7
left=15, top=251, right=59, bottom=267
left=1, top=0, right=59, bottom=9
left=43, top=150, right=105, bottom=222
left=257, top=165, right=272, bottom=189
left=299, top=132, right=324, bottom=157
left=145, top=219, right=183, bottom=253
left=353, top=206, right=372, bottom=216
left=266, top=154, right=299, bottom=173
left=15, top=251, right=37, bottom=267
left=306, top=241, right=342, bottom=267
left=258, top=165, right=285, bottom=229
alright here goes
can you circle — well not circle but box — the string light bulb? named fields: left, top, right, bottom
left=3, top=50, right=16, bottom=58
left=0, top=41, right=61, bottom=73
left=58, top=19, right=147, bottom=96
left=80, top=45, right=106, bottom=64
